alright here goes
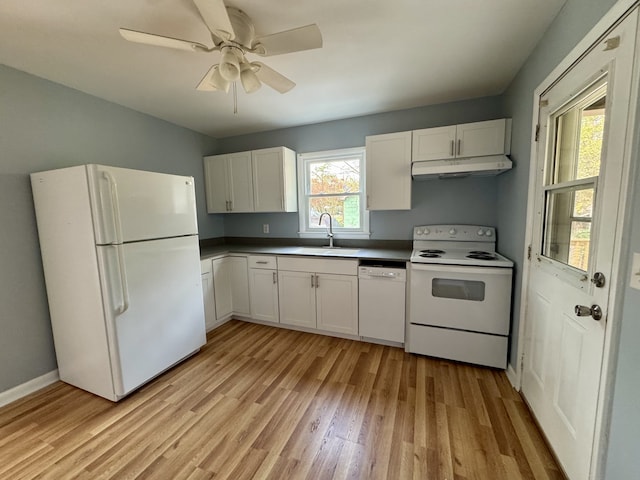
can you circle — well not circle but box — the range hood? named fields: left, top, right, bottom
left=412, top=155, right=513, bottom=180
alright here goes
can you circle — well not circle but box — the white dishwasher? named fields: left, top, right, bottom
left=358, top=264, right=406, bottom=344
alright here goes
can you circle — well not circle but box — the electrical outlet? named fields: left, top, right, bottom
left=631, top=252, right=640, bottom=290
left=263, top=224, right=270, bottom=234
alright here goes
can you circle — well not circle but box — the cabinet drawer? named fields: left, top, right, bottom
left=277, top=256, right=358, bottom=275
left=248, top=255, right=277, bottom=269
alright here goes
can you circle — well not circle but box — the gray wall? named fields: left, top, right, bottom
left=0, top=64, right=220, bottom=392
left=496, top=0, right=640, bottom=476
left=218, top=97, right=505, bottom=239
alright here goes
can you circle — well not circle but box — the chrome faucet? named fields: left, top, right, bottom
left=318, top=212, right=334, bottom=248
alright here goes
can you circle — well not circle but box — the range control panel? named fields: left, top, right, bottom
left=413, top=224, right=496, bottom=241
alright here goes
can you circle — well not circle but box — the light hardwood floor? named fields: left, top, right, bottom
left=0, top=320, right=564, bottom=479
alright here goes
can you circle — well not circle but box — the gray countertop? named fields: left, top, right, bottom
left=200, top=243, right=412, bottom=262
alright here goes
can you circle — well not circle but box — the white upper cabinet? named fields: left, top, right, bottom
left=204, top=147, right=297, bottom=214
left=204, top=152, right=253, bottom=213
left=365, top=131, right=412, bottom=211
left=413, top=119, right=510, bottom=162
left=252, top=147, right=297, bottom=212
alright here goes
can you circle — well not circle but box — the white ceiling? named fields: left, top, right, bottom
left=0, top=0, right=565, bottom=138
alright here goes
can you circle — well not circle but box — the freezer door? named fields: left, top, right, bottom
left=97, top=235, right=206, bottom=398
left=88, top=165, right=198, bottom=244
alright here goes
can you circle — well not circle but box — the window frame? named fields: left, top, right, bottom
left=297, top=147, right=370, bottom=239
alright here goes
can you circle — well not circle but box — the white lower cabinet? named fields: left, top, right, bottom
left=278, top=270, right=317, bottom=328
left=315, top=274, right=358, bottom=335
left=248, top=256, right=279, bottom=324
left=200, top=259, right=217, bottom=331
left=212, top=255, right=250, bottom=322
left=277, top=257, right=359, bottom=336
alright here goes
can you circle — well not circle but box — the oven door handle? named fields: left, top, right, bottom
left=410, top=263, right=511, bottom=276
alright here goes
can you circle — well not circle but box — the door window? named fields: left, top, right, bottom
left=541, top=80, right=607, bottom=272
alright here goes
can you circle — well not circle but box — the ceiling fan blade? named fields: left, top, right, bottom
left=193, top=0, right=235, bottom=41
left=253, top=24, right=322, bottom=57
left=119, top=28, right=211, bottom=52
left=253, top=62, right=295, bottom=94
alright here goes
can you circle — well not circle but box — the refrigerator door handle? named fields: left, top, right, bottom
left=102, top=170, right=124, bottom=245
left=113, top=245, right=130, bottom=314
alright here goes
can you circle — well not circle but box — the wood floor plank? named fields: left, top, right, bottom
left=0, top=320, right=564, bottom=480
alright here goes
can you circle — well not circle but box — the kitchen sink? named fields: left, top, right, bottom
left=293, top=247, right=361, bottom=256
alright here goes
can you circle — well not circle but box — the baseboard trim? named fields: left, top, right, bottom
left=0, top=370, right=60, bottom=408
left=506, top=363, right=519, bottom=390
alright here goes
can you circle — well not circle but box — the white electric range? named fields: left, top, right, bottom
left=407, top=225, right=513, bottom=369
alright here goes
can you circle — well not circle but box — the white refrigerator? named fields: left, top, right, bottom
left=31, top=164, right=206, bottom=401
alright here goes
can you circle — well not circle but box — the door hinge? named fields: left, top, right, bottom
left=604, top=36, right=620, bottom=51
left=527, top=245, right=532, bottom=260
left=534, top=125, right=540, bottom=142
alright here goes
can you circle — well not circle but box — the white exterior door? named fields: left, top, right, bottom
left=522, top=12, right=638, bottom=480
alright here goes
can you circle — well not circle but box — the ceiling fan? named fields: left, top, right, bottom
left=119, top=0, right=323, bottom=95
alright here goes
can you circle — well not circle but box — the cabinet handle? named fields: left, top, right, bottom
left=315, top=274, right=319, bottom=288
left=229, top=200, right=233, bottom=211
left=450, top=140, right=454, bottom=156
left=311, top=274, right=315, bottom=288
left=273, top=271, right=277, bottom=284
left=457, top=139, right=461, bottom=156
left=225, top=200, right=229, bottom=211
left=256, top=261, right=268, bottom=264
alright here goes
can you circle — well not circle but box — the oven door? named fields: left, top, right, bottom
left=409, top=263, right=512, bottom=335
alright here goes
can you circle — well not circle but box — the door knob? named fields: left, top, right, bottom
left=591, top=272, right=605, bottom=288
left=575, top=304, right=603, bottom=321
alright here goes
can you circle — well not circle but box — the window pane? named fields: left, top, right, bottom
left=569, top=221, right=591, bottom=271
left=542, top=186, right=594, bottom=271
left=309, top=159, right=360, bottom=195
left=552, top=92, right=606, bottom=184
left=309, top=196, right=360, bottom=228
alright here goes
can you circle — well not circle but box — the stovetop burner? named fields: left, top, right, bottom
left=466, top=253, right=498, bottom=261
left=420, top=249, right=445, bottom=254
left=419, top=253, right=442, bottom=258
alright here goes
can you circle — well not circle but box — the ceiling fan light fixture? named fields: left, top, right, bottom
left=219, top=46, right=241, bottom=81
left=240, top=63, right=261, bottom=94
left=210, top=66, right=231, bottom=93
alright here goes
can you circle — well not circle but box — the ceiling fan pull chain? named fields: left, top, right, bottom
left=233, top=82, right=238, bottom=114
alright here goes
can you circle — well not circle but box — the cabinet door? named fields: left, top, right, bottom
left=316, top=274, right=358, bottom=335
left=252, top=148, right=285, bottom=212
left=212, top=257, right=233, bottom=320
left=229, top=256, right=250, bottom=315
left=412, top=126, right=457, bottom=161
left=278, top=270, right=316, bottom=328
left=201, top=270, right=217, bottom=331
left=204, top=155, right=229, bottom=213
left=227, top=152, right=254, bottom=212
left=249, top=268, right=279, bottom=323
left=365, top=131, right=412, bottom=211
left=456, top=119, right=506, bottom=157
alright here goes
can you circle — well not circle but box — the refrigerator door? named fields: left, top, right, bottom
left=97, top=235, right=206, bottom=397
left=88, top=164, right=198, bottom=245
